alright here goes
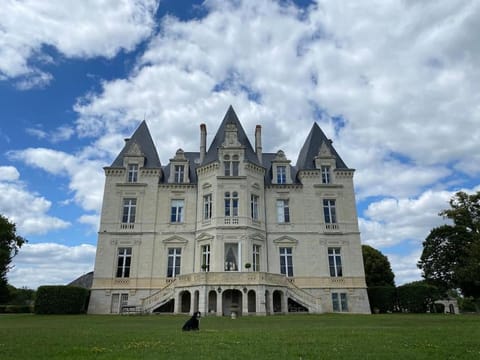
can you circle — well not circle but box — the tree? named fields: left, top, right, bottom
left=362, top=245, right=395, bottom=287
left=418, top=191, right=480, bottom=298
left=0, top=215, right=26, bottom=303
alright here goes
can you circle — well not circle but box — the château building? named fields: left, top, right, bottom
left=88, top=106, right=370, bottom=315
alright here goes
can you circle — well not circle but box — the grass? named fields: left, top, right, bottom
left=0, top=314, right=479, bottom=359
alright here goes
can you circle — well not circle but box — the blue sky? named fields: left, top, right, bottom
left=1, top=0, right=479, bottom=289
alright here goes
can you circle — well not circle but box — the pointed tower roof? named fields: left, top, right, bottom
left=202, top=106, right=261, bottom=166
left=110, top=121, right=161, bottom=168
left=295, top=123, right=349, bottom=170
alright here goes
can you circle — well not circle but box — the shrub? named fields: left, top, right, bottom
left=34, top=286, right=89, bottom=314
left=367, top=286, right=396, bottom=313
left=397, top=282, right=440, bottom=313
left=0, top=305, right=33, bottom=313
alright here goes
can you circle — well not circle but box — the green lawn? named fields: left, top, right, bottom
left=0, top=314, right=479, bottom=359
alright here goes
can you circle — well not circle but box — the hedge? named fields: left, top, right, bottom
left=396, top=283, right=440, bottom=313
left=0, top=305, right=33, bottom=313
left=367, top=286, right=396, bottom=313
left=34, top=286, right=89, bottom=314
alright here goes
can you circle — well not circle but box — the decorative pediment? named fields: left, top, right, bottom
left=250, top=233, right=266, bottom=242
left=318, top=141, right=334, bottom=158
left=196, top=233, right=214, bottom=242
left=223, top=123, right=241, bottom=147
left=273, top=235, right=298, bottom=245
left=171, top=148, right=187, bottom=162
left=126, top=141, right=143, bottom=156
left=162, top=235, right=188, bottom=245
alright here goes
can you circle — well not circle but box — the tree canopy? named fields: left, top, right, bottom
left=362, top=245, right=395, bottom=287
left=0, top=215, right=26, bottom=303
left=418, top=191, right=480, bottom=298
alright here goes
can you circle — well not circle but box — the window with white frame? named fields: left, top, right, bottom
left=170, top=199, right=184, bottom=223
left=122, top=198, right=136, bottom=223
left=174, top=165, right=185, bottom=183
left=224, top=155, right=239, bottom=176
left=224, top=192, right=239, bottom=217
left=250, top=194, right=259, bottom=221
left=328, top=247, right=343, bottom=277
left=116, top=247, right=132, bottom=278
left=277, top=165, right=287, bottom=184
left=201, top=244, right=210, bottom=272
left=203, top=194, right=212, bottom=221
left=224, top=243, right=239, bottom=271
left=167, top=248, right=182, bottom=277
left=276, top=199, right=290, bottom=223
left=323, top=199, right=337, bottom=224
left=332, top=292, right=348, bottom=312
left=127, top=164, right=138, bottom=183
left=279, top=247, right=293, bottom=277
left=253, top=244, right=260, bottom=272
left=321, top=165, right=331, bottom=184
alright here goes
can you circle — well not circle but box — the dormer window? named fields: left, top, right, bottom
left=174, top=165, right=185, bottom=183
left=127, top=164, right=138, bottom=183
left=321, top=166, right=331, bottom=184
left=169, top=149, right=189, bottom=183
left=277, top=166, right=287, bottom=184
left=272, top=150, right=292, bottom=185
left=224, top=155, right=239, bottom=176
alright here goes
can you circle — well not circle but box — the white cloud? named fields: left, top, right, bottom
left=8, top=148, right=105, bottom=212
left=0, top=165, right=19, bottom=181
left=26, top=125, right=74, bottom=143
left=0, top=167, right=70, bottom=235
left=359, top=189, right=454, bottom=248
left=7, top=243, right=96, bottom=289
left=0, top=0, right=159, bottom=84
left=386, top=249, right=424, bottom=286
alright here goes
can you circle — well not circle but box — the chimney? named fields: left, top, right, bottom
left=200, top=123, right=207, bottom=163
left=255, top=125, right=262, bottom=163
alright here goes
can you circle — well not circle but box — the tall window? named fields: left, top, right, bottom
left=224, top=155, right=239, bottom=176
left=250, top=194, right=259, bottom=221
left=277, top=165, right=287, bottom=184
left=328, top=247, right=343, bottom=277
left=116, top=247, right=132, bottom=278
left=127, top=164, right=138, bottom=183
left=203, top=194, right=212, bottom=221
left=174, top=165, right=185, bottom=183
left=170, top=199, right=184, bottom=223
left=321, top=165, right=331, bottom=184
left=224, top=192, right=239, bottom=217
left=225, top=243, right=239, bottom=271
left=122, top=198, right=136, bottom=223
left=253, top=244, right=260, bottom=272
left=167, top=248, right=181, bottom=277
left=201, top=245, right=210, bottom=272
left=276, top=199, right=290, bottom=223
left=323, top=199, right=337, bottom=224
left=332, top=293, right=348, bottom=312
left=279, top=247, right=293, bottom=277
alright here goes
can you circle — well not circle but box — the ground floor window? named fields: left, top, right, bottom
left=332, top=292, right=348, bottom=312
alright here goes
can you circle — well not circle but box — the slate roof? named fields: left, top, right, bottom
left=110, top=121, right=162, bottom=168
left=295, top=122, right=349, bottom=170
left=202, top=105, right=261, bottom=167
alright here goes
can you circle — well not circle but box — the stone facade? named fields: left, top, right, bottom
left=88, top=106, right=370, bottom=315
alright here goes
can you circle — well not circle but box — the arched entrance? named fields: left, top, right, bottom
left=248, top=290, right=256, bottom=313
left=208, top=290, right=217, bottom=314
left=273, top=290, right=283, bottom=313
left=222, top=289, right=242, bottom=316
left=180, top=291, right=191, bottom=313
